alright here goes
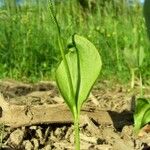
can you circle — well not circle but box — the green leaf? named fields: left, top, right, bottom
left=56, top=35, right=102, bottom=114
left=134, top=98, right=150, bottom=133
left=142, top=108, right=150, bottom=126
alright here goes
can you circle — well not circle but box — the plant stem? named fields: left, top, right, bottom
left=114, top=21, right=121, bottom=71
left=131, top=69, right=135, bottom=89
left=74, top=111, right=80, bottom=150
left=139, top=71, right=143, bottom=97
left=49, top=0, right=75, bottom=100
left=50, top=3, right=80, bottom=149
left=57, top=36, right=75, bottom=98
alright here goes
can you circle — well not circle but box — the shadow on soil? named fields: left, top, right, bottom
left=108, top=110, right=133, bottom=131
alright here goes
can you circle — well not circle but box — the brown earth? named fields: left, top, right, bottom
left=0, top=79, right=150, bottom=150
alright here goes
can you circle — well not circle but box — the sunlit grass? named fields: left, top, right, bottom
left=0, top=0, right=149, bottom=83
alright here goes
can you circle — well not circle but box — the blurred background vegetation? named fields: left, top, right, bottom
left=0, top=0, right=149, bottom=84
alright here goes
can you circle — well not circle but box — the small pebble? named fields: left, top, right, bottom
left=23, top=140, right=33, bottom=150
left=7, top=129, right=24, bottom=148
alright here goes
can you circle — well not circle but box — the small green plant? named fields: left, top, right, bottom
left=49, top=1, right=102, bottom=149
left=133, top=0, right=150, bottom=135
left=134, top=98, right=150, bottom=134
left=123, top=45, right=145, bottom=92
left=56, top=35, right=102, bottom=149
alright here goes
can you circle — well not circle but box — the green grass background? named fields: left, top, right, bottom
left=0, top=0, right=149, bottom=83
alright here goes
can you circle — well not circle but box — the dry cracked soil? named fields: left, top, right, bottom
left=0, top=79, right=150, bottom=150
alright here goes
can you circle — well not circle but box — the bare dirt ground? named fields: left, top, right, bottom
left=0, top=79, right=150, bottom=150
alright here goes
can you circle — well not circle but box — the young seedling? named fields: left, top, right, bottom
left=134, top=0, right=150, bottom=134
left=124, top=42, right=146, bottom=135
left=124, top=45, right=145, bottom=94
left=134, top=98, right=150, bottom=134
left=49, top=1, right=102, bottom=149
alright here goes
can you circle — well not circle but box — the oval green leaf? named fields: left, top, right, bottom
left=56, top=35, right=102, bottom=115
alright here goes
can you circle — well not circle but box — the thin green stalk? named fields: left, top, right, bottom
left=49, top=2, right=80, bottom=149
left=131, top=69, right=135, bottom=89
left=139, top=71, right=143, bottom=97
left=74, top=110, right=80, bottom=150
left=49, top=0, right=75, bottom=101
left=114, top=21, right=121, bottom=71
left=57, top=37, right=74, bottom=98
left=72, top=35, right=81, bottom=150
